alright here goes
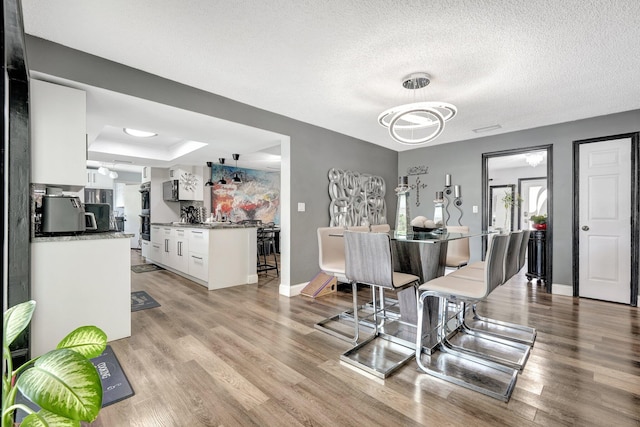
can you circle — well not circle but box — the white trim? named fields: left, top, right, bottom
left=278, top=136, right=292, bottom=296
left=552, top=283, right=573, bottom=296
left=281, top=281, right=307, bottom=297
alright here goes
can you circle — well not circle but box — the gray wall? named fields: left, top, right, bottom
left=25, top=36, right=399, bottom=286
left=399, top=109, right=640, bottom=286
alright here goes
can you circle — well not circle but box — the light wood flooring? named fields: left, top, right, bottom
left=89, top=250, right=640, bottom=426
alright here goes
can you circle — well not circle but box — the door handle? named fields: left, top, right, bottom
left=582, top=225, right=590, bottom=231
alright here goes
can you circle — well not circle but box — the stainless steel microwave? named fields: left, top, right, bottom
left=163, top=180, right=179, bottom=201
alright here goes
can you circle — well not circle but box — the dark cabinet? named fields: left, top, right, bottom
left=526, top=230, right=546, bottom=283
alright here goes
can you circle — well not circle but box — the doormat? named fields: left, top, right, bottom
left=131, top=263, right=164, bottom=273
left=131, top=290, right=161, bottom=312
left=13, top=345, right=134, bottom=422
left=91, top=345, right=135, bottom=407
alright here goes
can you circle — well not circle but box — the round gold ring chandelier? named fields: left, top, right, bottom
left=378, top=73, right=457, bottom=145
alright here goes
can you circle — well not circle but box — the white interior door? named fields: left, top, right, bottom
left=578, top=138, right=631, bottom=303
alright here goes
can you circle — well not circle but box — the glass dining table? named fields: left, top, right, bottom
left=384, top=229, right=489, bottom=354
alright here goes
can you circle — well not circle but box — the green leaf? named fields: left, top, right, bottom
left=16, top=349, right=103, bottom=422
left=56, top=326, right=107, bottom=359
left=3, top=300, right=36, bottom=348
left=21, top=410, right=81, bottom=427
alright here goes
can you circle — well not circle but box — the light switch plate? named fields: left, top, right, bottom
left=297, top=202, right=306, bottom=212
left=472, top=205, right=478, bottom=213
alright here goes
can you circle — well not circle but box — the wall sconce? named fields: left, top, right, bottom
left=442, top=174, right=464, bottom=225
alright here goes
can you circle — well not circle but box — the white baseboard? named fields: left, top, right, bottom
left=552, top=283, right=573, bottom=296
left=280, top=282, right=307, bottom=297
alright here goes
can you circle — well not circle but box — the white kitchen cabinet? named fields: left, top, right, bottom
left=160, top=226, right=173, bottom=267
left=141, top=239, right=150, bottom=259
left=188, top=229, right=208, bottom=252
left=31, top=236, right=131, bottom=357
left=148, top=225, right=257, bottom=290
left=149, top=225, right=163, bottom=263
left=187, top=228, right=208, bottom=280
left=86, top=169, right=114, bottom=189
left=150, top=241, right=162, bottom=263
left=169, top=167, right=203, bottom=201
left=31, top=79, right=87, bottom=190
left=172, top=228, right=189, bottom=272
left=188, top=252, right=209, bottom=281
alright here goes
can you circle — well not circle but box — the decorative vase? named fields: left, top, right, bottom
left=533, top=223, right=547, bottom=230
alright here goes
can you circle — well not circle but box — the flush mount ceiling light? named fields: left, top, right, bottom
left=109, top=170, right=119, bottom=179
left=378, top=72, right=457, bottom=145
left=123, top=128, right=158, bottom=138
left=232, top=154, right=242, bottom=183
left=97, top=166, right=109, bottom=175
left=525, top=152, right=544, bottom=167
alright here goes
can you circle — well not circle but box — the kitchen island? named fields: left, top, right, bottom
left=148, top=223, right=258, bottom=290
left=30, top=232, right=133, bottom=357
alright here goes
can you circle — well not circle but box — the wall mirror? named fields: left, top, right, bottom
left=482, top=145, right=552, bottom=292
left=489, top=184, right=515, bottom=232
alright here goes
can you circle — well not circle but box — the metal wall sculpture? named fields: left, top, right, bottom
left=328, top=168, right=387, bottom=227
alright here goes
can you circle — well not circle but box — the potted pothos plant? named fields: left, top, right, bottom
left=530, top=214, right=547, bottom=230
left=2, top=300, right=107, bottom=427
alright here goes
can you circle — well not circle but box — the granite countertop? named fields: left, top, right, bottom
left=151, top=222, right=258, bottom=229
left=32, top=231, right=134, bottom=242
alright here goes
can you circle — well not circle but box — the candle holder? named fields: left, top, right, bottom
left=442, top=174, right=464, bottom=226
left=433, top=191, right=446, bottom=234
left=395, top=176, right=412, bottom=237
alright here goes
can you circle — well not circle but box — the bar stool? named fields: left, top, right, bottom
left=257, top=223, right=279, bottom=276
left=444, top=225, right=470, bottom=269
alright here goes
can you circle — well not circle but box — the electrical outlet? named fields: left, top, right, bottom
left=472, top=205, right=478, bottom=213
left=297, top=202, right=306, bottom=212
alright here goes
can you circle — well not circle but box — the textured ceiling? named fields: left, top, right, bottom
left=21, top=0, right=640, bottom=155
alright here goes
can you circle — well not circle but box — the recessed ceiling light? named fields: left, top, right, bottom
left=123, top=128, right=157, bottom=138
left=472, top=124, right=502, bottom=133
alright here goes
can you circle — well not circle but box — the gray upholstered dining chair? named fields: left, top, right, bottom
left=451, top=230, right=536, bottom=346
left=415, top=233, right=525, bottom=401
left=347, top=225, right=370, bottom=232
left=340, top=230, right=421, bottom=378
left=517, top=229, right=532, bottom=271
left=444, top=225, right=470, bottom=269
left=504, top=230, right=524, bottom=281
left=316, top=227, right=347, bottom=283
left=369, top=223, right=391, bottom=233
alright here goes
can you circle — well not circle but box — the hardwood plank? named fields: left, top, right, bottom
left=87, top=250, right=640, bottom=426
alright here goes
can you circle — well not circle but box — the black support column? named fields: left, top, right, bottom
left=3, top=0, right=32, bottom=361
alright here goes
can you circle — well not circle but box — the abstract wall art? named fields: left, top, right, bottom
left=209, top=165, right=280, bottom=224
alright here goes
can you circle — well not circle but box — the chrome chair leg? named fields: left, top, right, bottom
left=466, top=303, right=537, bottom=346
left=441, top=303, right=532, bottom=371
left=415, top=291, right=519, bottom=402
